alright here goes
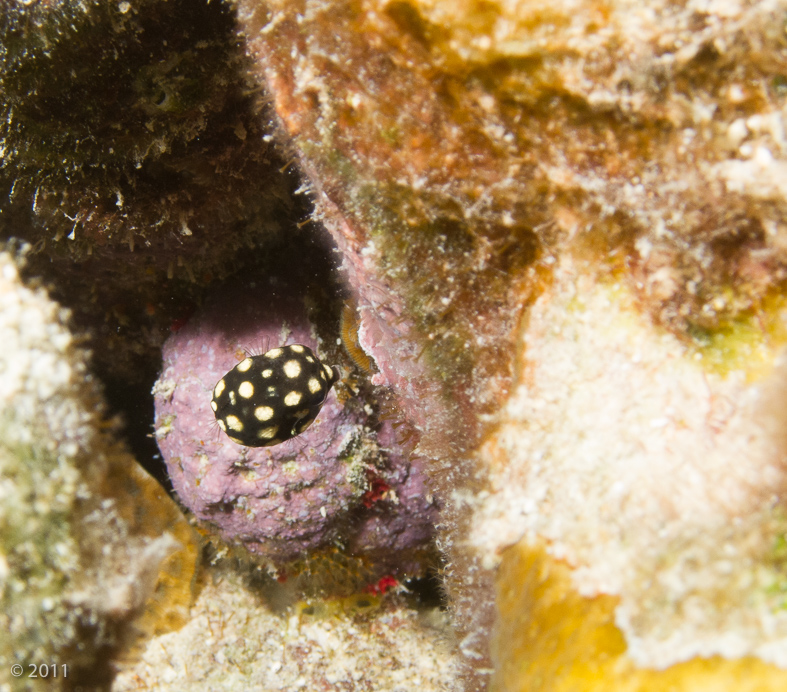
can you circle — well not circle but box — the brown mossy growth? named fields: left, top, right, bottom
left=0, top=0, right=303, bottom=380
left=492, top=540, right=787, bottom=692
left=281, top=547, right=380, bottom=600
left=239, top=0, right=548, bottom=454
left=238, top=0, right=787, bottom=433
left=294, top=592, right=383, bottom=620
left=213, top=538, right=436, bottom=604
left=198, top=505, right=439, bottom=608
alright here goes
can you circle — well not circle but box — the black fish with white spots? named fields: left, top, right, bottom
left=211, top=344, right=340, bottom=447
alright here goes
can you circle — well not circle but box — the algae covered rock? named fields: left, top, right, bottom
left=234, top=0, right=787, bottom=687
left=478, top=260, right=787, bottom=689
left=0, top=249, right=198, bottom=691
left=492, top=541, right=787, bottom=692
left=0, top=0, right=300, bottom=380
left=6, top=0, right=787, bottom=686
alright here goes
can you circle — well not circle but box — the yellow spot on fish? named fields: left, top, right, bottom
left=284, top=359, right=302, bottom=378
left=236, top=358, right=252, bottom=372
left=238, top=381, right=254, bottom=398
left=284, top=391, right=302, bottom=406
left=254, top=406, right=274, bottom=421
left=214, top=379, right=225, bottom=397
left=308, top=377, right=321, bottom=394
left=226, top=414, right=243, bottom=432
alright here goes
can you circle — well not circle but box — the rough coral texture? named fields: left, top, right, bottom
left=112, top=567, right=461, bottom=691
left=154, top=277, right=437, bottom=568
left=492, top=541, right=787, bottom=692
left=0, top=250, right=198, bottom=692
left=4, top=0, right=787, bottom=686
left=234, top=0, right=787, bottom=685
left=472, top=258, right=787, bottom=668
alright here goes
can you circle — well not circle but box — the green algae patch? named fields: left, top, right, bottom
left=686, top=292, right=787, bottom=380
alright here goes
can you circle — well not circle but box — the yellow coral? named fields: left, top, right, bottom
left=493, top=540, right=787, bottom=692
left=118, top=464, right=200, bottom=639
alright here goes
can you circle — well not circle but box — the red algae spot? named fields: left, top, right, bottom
left=364, top=575, right=399, bottom=596
left=362, top=476, right=392, bottom=508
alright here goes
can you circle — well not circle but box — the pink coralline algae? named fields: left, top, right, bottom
left=153, top=277, right=437, bottom=565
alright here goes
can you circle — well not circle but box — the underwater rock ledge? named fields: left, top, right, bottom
left=235, top=0, right=787, bottom=688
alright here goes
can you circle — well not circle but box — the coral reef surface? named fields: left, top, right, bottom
left=0, top=249, right=198, bottom=692
left=112, top=568, right=460, bottom=691
left=474, top=258, right=787, bottom=670
left=235, top=0, right=787, bottom=686
left=492, top=541, right=787, bottom=692
left=8, top=0, right=787, bottom=687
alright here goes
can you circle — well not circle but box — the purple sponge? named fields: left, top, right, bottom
left=153, top=278, right=436, bottom=565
